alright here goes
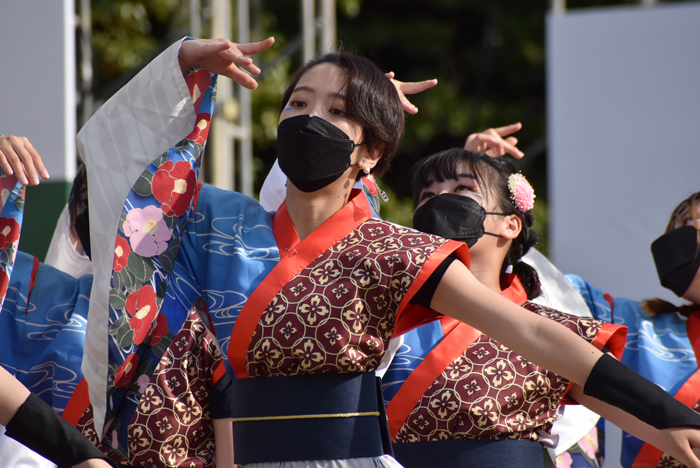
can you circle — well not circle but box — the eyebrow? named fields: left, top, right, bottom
left=455, top=173, right=476, bottom=181
left=292, top=85, right=347, bottom=100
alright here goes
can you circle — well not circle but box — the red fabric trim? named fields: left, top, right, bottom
left=193, top=182, right=203, bottom=213
left=62, top=378, right=90, bottom=426
left=592, top=322, right=627, bottom=360
left=631, top=444, right=664, bottom=468
left=499, top=274, right=528, bottom=306
left=631, top=312, right=700, bottom=468
left=561, top=322, right=627, bottom=404
left=386, top=322, right=482, bottom=441
left=228, top=190, right=371, bottom=379
left=25, top=256, right=40, bottom=315
left=387, top=273, right=530, bottom=438
left=439, top=317, right=460, bottom=337
left=211, top=360, right=227, bottom=386
left=631, top=369, right=700, bottom=468
left=687, top=311, right=700, bottom=367
left=393, top=241, right=470, bottom=337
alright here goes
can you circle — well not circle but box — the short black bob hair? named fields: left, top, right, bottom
left=280, top=51, right=404, bottom=177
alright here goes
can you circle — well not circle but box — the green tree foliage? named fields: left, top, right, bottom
left=89, top=0, right=683, bottom=252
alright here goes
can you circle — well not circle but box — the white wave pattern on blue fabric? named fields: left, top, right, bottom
left=382, top=320, right=446, bottom=404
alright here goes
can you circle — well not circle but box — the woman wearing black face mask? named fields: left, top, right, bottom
left=567, top=191, right=700, bottom=468
left=69, top=37, right=700, bottom=468
left=384, top=149, right=633, bottom=468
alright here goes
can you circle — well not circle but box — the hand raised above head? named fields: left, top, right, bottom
left=178, top=37, right=275, bottom=90
left=464, top=122, right=524, bottom=159
left=385, top=72, right=438, bottom=114
left=0, top=135, right=50, bottom=186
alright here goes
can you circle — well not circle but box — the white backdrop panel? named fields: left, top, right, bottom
left=548, top=3, right=700, bottom=304
left=0, top=0, right=75, bottom=181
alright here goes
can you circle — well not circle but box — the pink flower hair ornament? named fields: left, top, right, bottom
left=507, top=173, right=536, bottom=212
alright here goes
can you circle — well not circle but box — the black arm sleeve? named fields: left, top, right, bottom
left=410, top=255, right=457, bottom=309
left=5, top=393, right=114, bottom=468
left=209, top=371, right=233, bottom=419
left=584, top=354, right=700, bottom=430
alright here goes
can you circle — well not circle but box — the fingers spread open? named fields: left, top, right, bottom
left=399, top=79, right=438, bottom=95
left=493, top=122, right=523, bottom=137
left=237, top=37, right=275, bottom=56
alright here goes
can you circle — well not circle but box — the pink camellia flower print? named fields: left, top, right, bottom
left=123, top=205, right=172, bottom=257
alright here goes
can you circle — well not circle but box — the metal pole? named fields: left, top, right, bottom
left=551, top=0, right=566, bottom=15
left=78, top=0, right=93, bottom=128
left=302, top=0, right=315, bottom=62
left=211, top=0, right=234, bottom=191
left=190, top=0, right=201, bottom=38
left=238, top=0, right=253, bottom=196
left=319, top=0, right=336, bottom=54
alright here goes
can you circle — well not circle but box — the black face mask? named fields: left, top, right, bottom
left=277, top=115, right=364, bottom=193
left=413, top=193, right=489, bottom=248
left=74, top=208, right=91, bottom=261
left=651, top=225, right=700, bottom=297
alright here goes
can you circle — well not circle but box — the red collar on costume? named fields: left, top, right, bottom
left=500, top=273, right=528, bottom=306
left=272, top=188, right=371, bottom=253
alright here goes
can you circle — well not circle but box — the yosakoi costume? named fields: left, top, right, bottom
left=75, top=39, right=470, bottom=467
left=0, top=59, right=229, bottom=467
left=568, top=275, right=700, bottom=468
left=0, top=257, right=226, bottom=467
left=382, top=274, right=627, bottom=468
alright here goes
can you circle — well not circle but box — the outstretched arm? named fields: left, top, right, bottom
left=569, top=384, right=700, bottom=467
left=431, top=260, right=700, bottom=467
left=0, top=367, right=112, bottom=468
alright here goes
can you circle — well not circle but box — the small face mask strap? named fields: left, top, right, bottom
left=483, top=212, right=508, bottom=238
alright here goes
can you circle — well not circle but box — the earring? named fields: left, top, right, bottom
left=361, top=162, right=371, bottom=175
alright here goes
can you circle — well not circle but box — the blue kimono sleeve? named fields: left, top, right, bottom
left=174, top=183, right=279, bottom=374
left=0, top=251, right=91, bottom=414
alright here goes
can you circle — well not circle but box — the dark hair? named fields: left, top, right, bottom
left=643, top=191, right=700, bottom=317
left=68, top=163, right=88, bottom=240
left=411, top=148, right=542, bottom=300
left=280, top=51, right=404, bottom=177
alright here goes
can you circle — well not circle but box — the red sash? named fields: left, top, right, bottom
left=631, top=310, right=700, bottom=468
left=385, top=276, right=528, bottom=440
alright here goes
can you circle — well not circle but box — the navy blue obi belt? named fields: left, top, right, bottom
left=393, top=438, right=545, bottom=468
left=231, top=372, right=392, bottom=464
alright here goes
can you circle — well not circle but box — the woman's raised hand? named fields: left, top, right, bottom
left=0, top=135, right=49, bottom=186
left=464, top=122, right=524, bottom=159
left=178, top=37, right=275, bottom=90
left=385, top=72, right=438, bottom=114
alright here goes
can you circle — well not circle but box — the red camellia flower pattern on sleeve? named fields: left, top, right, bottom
left=152, top=161, right=197, bottom=217
left=113, top=236, right=131, bottom=272
left=185, top=68, right=212, bottom=110
left=125, top=285, right=159, bottom=345
left=148, top=314, right=170, bottom=346
left=0, top=217, right=20, bottom=249
left=114, top=353, right=139, bottom=388
left=186, top=113, right=211, bottom=145
left=0, top=269, right=9, bottom=298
